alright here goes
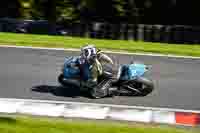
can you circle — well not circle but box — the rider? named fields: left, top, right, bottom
left=79, top=44, right=114, bottom=89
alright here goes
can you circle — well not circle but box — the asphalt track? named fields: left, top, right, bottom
left=0, top=47, right=200, bottom=110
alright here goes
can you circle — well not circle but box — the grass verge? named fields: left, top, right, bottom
left=0, top=32, right=200, bottom=57
left=0, top=115, right=199, bottom=133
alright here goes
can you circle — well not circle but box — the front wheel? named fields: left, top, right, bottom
left=135, top=77, right=154, bottom=96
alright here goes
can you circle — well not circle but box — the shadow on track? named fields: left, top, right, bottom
left=31, top=85, right=90, bottom=98
left=31, top=85, right=147, bottom=99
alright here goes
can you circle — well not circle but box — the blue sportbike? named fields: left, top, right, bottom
left=58, top=56, right=154, bottom=98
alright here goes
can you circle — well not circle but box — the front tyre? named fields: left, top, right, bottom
left=135, top=77, right=154, bottom=96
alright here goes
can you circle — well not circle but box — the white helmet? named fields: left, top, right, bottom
left=81, top=44, right=97, bottom=59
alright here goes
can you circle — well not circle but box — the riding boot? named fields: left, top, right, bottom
left=90, top=79, right=113, bottom=98
left=81, top=79, right=97, bottom=89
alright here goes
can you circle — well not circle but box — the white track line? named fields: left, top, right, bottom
left=0, top=45, right=200, bottom=59
left=1, top=98, right=200, bottom=113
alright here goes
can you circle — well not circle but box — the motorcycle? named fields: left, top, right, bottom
left=58, top=56, right=154, bottom=98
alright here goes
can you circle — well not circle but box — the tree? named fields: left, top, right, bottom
left=56, top=0, right=80, bottom=22
left=78, top=0, right=125, bottom=23
left=0, top=0, right=21, bottom=18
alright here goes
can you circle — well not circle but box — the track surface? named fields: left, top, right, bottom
left=0, top=47, right=200, bottom=110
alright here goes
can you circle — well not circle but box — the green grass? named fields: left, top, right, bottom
left=0, top=115, right=199, bottom=133
left=1, top=32, right=200, bottom=57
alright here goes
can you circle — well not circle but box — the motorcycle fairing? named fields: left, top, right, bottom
left=63, top=56, right=80, bottom=78
left=120, top=63, right=147, bottom=80
left=63, top=56, right=91, bottom=81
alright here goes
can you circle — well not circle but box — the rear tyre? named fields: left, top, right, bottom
left=58, top=74, right=66, bottom=86
left=58, top=74, right=80, bottom=88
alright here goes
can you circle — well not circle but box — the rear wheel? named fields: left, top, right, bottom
left=58, top=74, right=66, bottom=86
left=58, top=74, right=80, bottom=87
